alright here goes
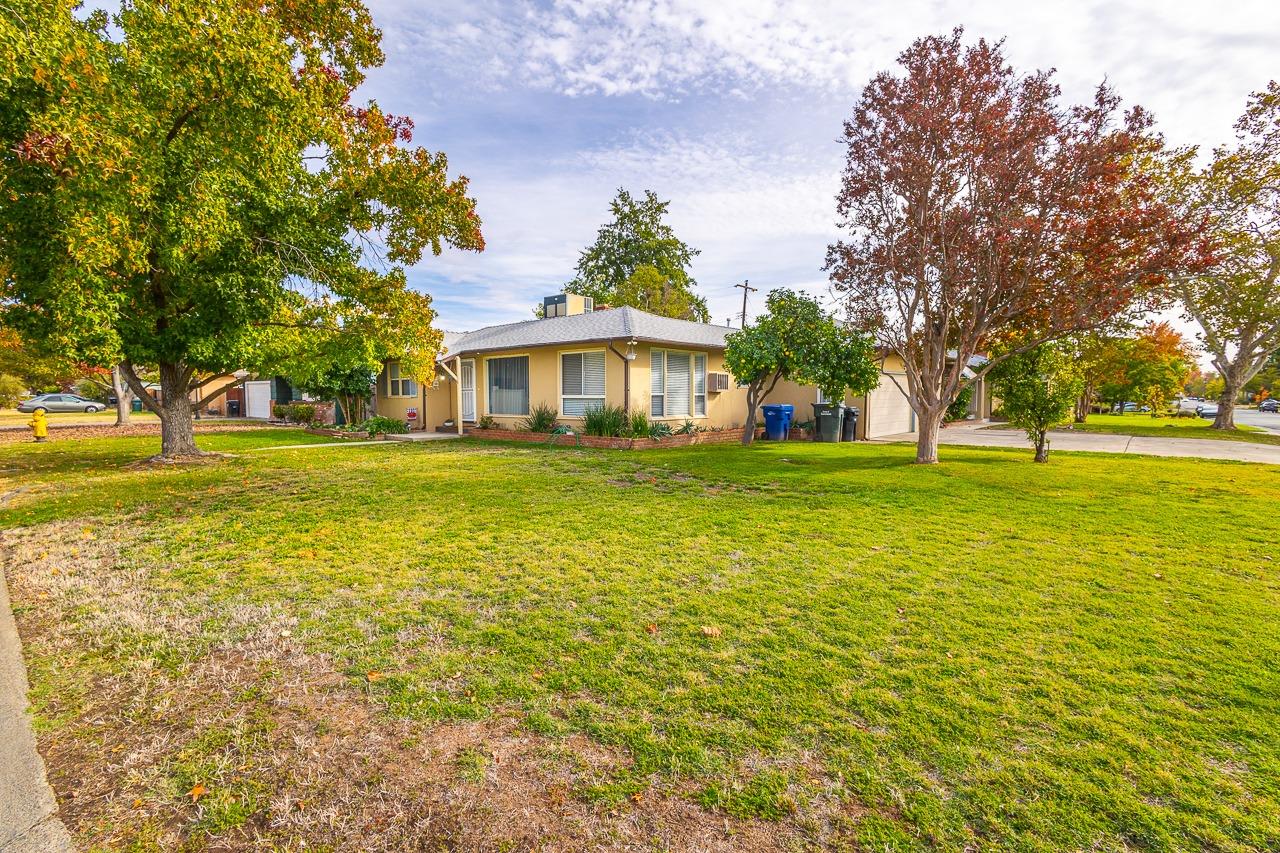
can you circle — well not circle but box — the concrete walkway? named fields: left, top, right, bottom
left=875, top=422, right=1280, bottom=465
left=0, top=573, right=72, bottom=853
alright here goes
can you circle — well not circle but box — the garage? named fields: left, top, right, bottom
left=865, top=373, right=915, bottom=438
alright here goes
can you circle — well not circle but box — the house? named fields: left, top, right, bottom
left=372, top=295, right=930, bottom=440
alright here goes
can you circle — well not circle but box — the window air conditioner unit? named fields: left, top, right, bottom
left=707, top=372, right=731, bottom=393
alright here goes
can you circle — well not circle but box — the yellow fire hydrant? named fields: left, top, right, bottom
left=29, top=409, right=48, bottom=442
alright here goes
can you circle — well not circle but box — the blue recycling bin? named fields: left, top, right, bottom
left=761, top=404, right=795, bottom=440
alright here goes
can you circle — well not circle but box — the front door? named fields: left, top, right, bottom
left=460, top=359, right=476, bottom=422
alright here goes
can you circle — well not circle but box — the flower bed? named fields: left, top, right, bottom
left=465, top=427, right=752, bottom=450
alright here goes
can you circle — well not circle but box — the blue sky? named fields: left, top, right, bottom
left=358, top=0, right=1279, bottom=334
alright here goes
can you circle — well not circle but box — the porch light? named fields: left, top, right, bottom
left=625, top=339, right=638, bottom=360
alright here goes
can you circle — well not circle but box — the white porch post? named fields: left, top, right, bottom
left=455, top=355, right=463, bottom=435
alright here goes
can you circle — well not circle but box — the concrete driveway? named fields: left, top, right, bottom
left=875, top=422, right=1280, bottom=465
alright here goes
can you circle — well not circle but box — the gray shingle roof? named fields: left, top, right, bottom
left=439, top=307, right=733, bottom=359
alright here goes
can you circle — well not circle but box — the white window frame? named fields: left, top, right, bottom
left=559, top=348, right=607, bottom=417
left=484, top=353, right=531, bottom=416
left=650, top=348, right=708, bottom=419
left=386, top=361, right=417, bottom=398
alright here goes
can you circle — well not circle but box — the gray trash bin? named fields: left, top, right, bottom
left=812, top=403, right=845, bottom=442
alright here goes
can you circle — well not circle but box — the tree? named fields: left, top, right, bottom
left=1090, top=323, right=1194, bottom=415
left=565, top=189, right=708, bottom=321
left=0, top=374, right=25, bottom=408
left=826, top=30, right=1204, bottom=464
left=723, top=289, right=878, bottom=446
left=1, top=0, right=483, bottom=458
left=613, top=265, right=704, bottom=321
left=988, top=344, right=1083, bottom=462
left=1169, top=82, right=1280, bottom=430
left=1126, top=322, right=1194, bottom=416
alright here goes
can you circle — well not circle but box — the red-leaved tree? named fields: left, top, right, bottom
left=826, top=30, right=1207, bottom=463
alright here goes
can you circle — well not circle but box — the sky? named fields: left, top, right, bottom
left=357, top=0, right=1280, bottom=335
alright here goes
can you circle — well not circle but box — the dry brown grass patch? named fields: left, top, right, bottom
left=2, top=522, right=813, bottom=852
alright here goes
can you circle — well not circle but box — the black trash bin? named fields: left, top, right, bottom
left=227, top=399, right=241, bottom=418
left=812, top=403, right=845, bottom=442
left=841, top=406, right=860, bottom=441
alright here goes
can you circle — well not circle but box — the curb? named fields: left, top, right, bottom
left=0, top=570, right=73, bottom=852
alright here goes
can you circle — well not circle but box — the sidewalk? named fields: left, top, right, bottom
left=0, top=572, right=72, bottom=853
left=874, top=421, right=1280, bottom=465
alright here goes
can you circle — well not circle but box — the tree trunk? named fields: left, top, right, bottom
left=740, top=386, right=761, bottom=446
left=1212, top=382, right=1239, bottom=430
left=1034, top=430, right=1049, bottom=463
left=111, top=365, right=132, bottom=426
left=915, top=407, right=944, bottom=464
left=1073, top=387, right=1092, bottom=423
left=157, top=362, right=200, bottom=458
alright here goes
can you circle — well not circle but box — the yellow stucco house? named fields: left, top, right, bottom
left=373, top=296, right=980, bottom=439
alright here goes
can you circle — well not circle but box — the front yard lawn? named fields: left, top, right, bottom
left=1055, top=413, right=1280, bottom=446
left=1, top=430, right=1277, bottom=851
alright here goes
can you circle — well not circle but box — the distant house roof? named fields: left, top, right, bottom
left=439, top=307, right=733, bottom=360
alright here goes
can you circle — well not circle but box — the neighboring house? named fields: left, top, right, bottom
left=373, top=295, right=942, bottom=439
left=189, top=371, right=248, bottom=416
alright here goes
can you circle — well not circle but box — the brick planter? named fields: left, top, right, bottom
left=465, top=427, right=749, bottom=450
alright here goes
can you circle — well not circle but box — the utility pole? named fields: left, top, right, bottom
left=734, top=279, right=757, bottom=329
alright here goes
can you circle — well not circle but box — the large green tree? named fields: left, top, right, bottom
left=1168, top=83, right=1280, bottom=430
left=566, top=189, right=708, bottom=321
left=0, top=0, right=483, bottom=457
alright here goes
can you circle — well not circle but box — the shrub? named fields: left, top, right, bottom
left=477, top=415, right=496, bottom=430
left=628, top=410, right=649, bottom=437
left=673, top=419, right=699, bottom=435
left=0, top=374, right=27, bottom=409
left=648, top=421, right=673, bottom=440
left=582, top=404, right=628, bottom=437
left=272, top=402, right=316, bottom=423
left=945, top=386, right=973, bottom=423
left=522, top=402, right=559, bottom=432
left=360, top=415, right=409, bottom=437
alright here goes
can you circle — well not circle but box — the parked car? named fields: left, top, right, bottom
left=16, top=394, right=106, bottom=414
left=1195, top=403, right=1219, bottom=419
left=1260, top=399, right=1279, bottom=413
left=1113, top=402, right=1151, bottom=413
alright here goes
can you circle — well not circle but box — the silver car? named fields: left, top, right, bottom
left=16, top=394, right=106, bottom=414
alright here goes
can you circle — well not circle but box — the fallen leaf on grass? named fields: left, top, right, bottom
left=187, top=784, right=207, bottom=803
left=366, top=671, right=384, bottom=682
left=700, top=625, right=722, bottom=638
left=645, top=623, right=659, bottom=635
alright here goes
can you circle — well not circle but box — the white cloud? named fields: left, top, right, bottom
left=367, top=0, right=1280, bottom=333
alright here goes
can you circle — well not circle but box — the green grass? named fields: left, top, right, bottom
left=1057, top=414, right=1280, bottom=446
left=2, top=429, right=1278, bottom=850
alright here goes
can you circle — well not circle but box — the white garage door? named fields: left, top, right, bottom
left=866, top=374, right=915, bottom=437
left=245, top=380, right=272, bottom=419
